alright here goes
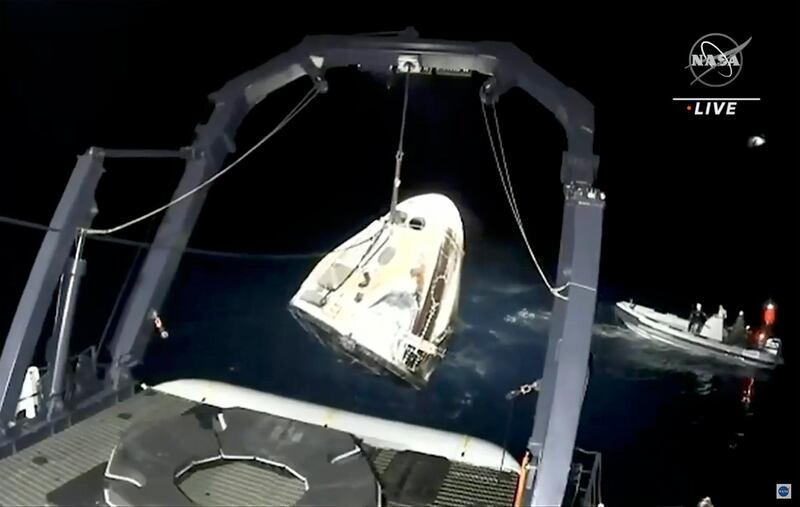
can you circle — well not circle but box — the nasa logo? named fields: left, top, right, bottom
left=686, top=33, right=752, bottom=87
left=776, top=483, right=791, bottom=500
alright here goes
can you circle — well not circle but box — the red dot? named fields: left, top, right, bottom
left=686, top=105, right=692, bottom=111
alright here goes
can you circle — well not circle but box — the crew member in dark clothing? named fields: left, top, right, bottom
left=725, top=310, right=747, bottom=346
left=688, top=303, right=707, bottom=334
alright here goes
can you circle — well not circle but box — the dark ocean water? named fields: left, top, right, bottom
left=110, top=238, right=794, bottom=507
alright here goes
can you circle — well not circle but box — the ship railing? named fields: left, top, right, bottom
left=571, top=447, right=603, bottom=507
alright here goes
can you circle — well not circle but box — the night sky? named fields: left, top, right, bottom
left=0, top=2, right=798, bottom=497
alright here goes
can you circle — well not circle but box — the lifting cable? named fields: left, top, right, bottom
left=323, top=64, right=414, bottom=301
left=0, top=74, right=410, bottom=262
left=83, top=84, right=320, bottom=237
left=0, top=87, right=328, bottom=259
left=0, top=81, right=370, bottom=260
left=0, top=214, right=381, bottom=260
left=481, top=100, right=597, bottom=301
left=389, top=62, right=413, bottom=224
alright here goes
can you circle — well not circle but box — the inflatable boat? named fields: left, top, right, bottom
left=615, top=301, right=782, bottom=368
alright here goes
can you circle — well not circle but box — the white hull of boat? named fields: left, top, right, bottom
left=614, top=302, right=781, bottom=368
left=289, top=194, right=465, bottom=387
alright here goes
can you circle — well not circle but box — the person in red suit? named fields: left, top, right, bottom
left=748, top=300, right=776, bottom=349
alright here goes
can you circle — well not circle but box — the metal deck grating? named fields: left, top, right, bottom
left=374, top=448, right=518, bottom=507
left=178, top=460, right=306, bottom=506
left=0, top=390, right=519, bottom=506
left=0, top=391, right=195, bottom=506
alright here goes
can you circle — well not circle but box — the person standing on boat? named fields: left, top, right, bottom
left=725, top=310, right=747, bottom=346
left=688, top=303, right=707, bottom=334
left=762, top=300, right=776, bottom=332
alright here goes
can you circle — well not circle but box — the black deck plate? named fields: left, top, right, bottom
left=47, top=461, right=108, bottom=507
left=382, top=451, right=451, bottom=506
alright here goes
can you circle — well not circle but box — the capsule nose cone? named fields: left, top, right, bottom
left=399, top=193, right=462, bottom=227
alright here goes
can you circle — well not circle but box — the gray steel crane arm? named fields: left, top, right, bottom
left=215, top=32, right=597, bottom=184
left=0, top=29, right=602, bottom=507
left=104, top=29, right=599, bottom=384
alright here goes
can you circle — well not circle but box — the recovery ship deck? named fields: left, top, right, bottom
left=0, top=385, right=519, bottom=507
